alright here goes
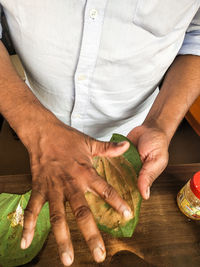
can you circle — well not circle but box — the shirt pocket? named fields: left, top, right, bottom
left=133, top=0, right=196, bottom=37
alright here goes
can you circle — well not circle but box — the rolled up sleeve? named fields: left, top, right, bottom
left=178, top=8, right=200, bottom=56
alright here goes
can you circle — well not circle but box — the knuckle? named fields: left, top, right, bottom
left=66, top=188, right=79, bottom=202
left=79, top=165, right=91, bottom=177
left=103, top=142, right=110, bottom=152
left=91, top=140, right=99, bottom=156
left=84, top=135, right=93, bottom=151
left=32, top=183, right=44, bottom=192
left=93, top=140, right=110, bottom=155
left=90, top=173, right=104, bottom=188
left=74, top=205, right=91, bottom=221
left=140, top=169, right=155, bottom=185
left=147, top=172, right=157, bottom=187
left=102, top=184, right=115, bottom=200
left=65, top=162, right=91, bottom=185
left=22, top=226, right=30, bottom=233
left=24, top=207, right=35, bottom=219
left=88, top=167, right=98, bottom=179
left=32, top=179, right=46, bottom=194
left=148, top=172, right=156, bottom=183
left=32, top=188, right=46, bottom=202
left=86, top=234, right=99, bottom=244
left=23, top=224, right=36, bottom=234
left=65, top=174, right=76, bottom=184
left=50, top=212, right=65, bottom=226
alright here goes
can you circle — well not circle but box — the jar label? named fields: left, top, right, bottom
left=177, top=187, right=200, bottom=219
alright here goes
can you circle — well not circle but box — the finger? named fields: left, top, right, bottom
left=68, top=190, right=106, bottom=263
left=91, top=140, right=130, bottom=158
left=138, top=153, right=169, bottom=200
left=21, top=187, right=46, bottom=249
left=49, top=192, right=74, bottom=266
left=89, top=170, right=133, bottom=220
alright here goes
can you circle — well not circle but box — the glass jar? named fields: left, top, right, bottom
left=177, top=171, right=200, bottom=220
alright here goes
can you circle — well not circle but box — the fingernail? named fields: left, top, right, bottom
left=115, top=141, right=127, bottom=146
left=21, top=238, right=26, bottom=249
left=146, top=187, right=150, bottom=199
left=93, top=247, right=106, bottom=262
left=123, top=209, right=133, bottom=219
left=62, top=252, right=73, bottom=266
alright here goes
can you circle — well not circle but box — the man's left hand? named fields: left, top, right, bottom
left=127, top=124, right=169, bottom=199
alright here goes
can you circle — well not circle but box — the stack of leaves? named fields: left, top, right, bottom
left=86, top=133, right=142, bottom=237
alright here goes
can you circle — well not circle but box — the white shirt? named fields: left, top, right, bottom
left=0, top=1, right=200, bottom=140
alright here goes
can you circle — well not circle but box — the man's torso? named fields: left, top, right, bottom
left=1, top=0, right=199, bottom=139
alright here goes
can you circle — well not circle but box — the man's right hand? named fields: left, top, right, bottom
left=20, top=118, right=132, bottom=266
left=0, top=41, right=131, bottom=266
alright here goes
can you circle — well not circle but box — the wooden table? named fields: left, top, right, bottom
left=1, top=164, right=200, bottom=267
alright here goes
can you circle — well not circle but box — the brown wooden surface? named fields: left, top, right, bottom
left=185, top=96, right=200, bottom=136
left=1, top=164, right=200, bottom=267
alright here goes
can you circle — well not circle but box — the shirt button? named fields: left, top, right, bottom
left=77, top=74, right=86, bottom=81
left=90, top=8, right=98, bottom=20
left=74, top=113, right=81, bottom=119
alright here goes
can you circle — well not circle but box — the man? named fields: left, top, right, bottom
left=0, top=1, right=200, bottom=266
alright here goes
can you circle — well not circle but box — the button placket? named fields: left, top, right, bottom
left=71, top=0, right=108, bottom=131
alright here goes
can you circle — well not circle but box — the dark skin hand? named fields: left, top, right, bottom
left=127, top=124, right=169, bottom=199
left=128, top=55, right=200, bottom=200
left=20, top=119, right=132, bottom=266
left=0, top=41, right=132, bottom=266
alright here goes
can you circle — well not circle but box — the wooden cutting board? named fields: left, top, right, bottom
left=1, top=164, right=200, bottom=267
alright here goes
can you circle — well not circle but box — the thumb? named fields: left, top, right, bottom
left=137, top=156, right=168, bottom=200
left=91, top=140, right=130, bottom=158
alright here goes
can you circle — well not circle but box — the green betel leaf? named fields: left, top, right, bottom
left=110, top=133, right=142, bottom=176
left=85, top=134, right=142, bottom=238
left=0, top=191, right=51, bottom=267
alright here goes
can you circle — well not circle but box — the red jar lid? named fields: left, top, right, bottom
left=190, top=171, right=200, bottom=199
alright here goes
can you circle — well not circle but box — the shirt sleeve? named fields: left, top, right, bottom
left=178, top=8, right=200, bottom=56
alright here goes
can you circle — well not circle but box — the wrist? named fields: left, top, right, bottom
left=142, top=117, right=172, bottom=146
left=142, top=55, right=200, bottom=145
left=14, top=103, right=59, bottom=149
